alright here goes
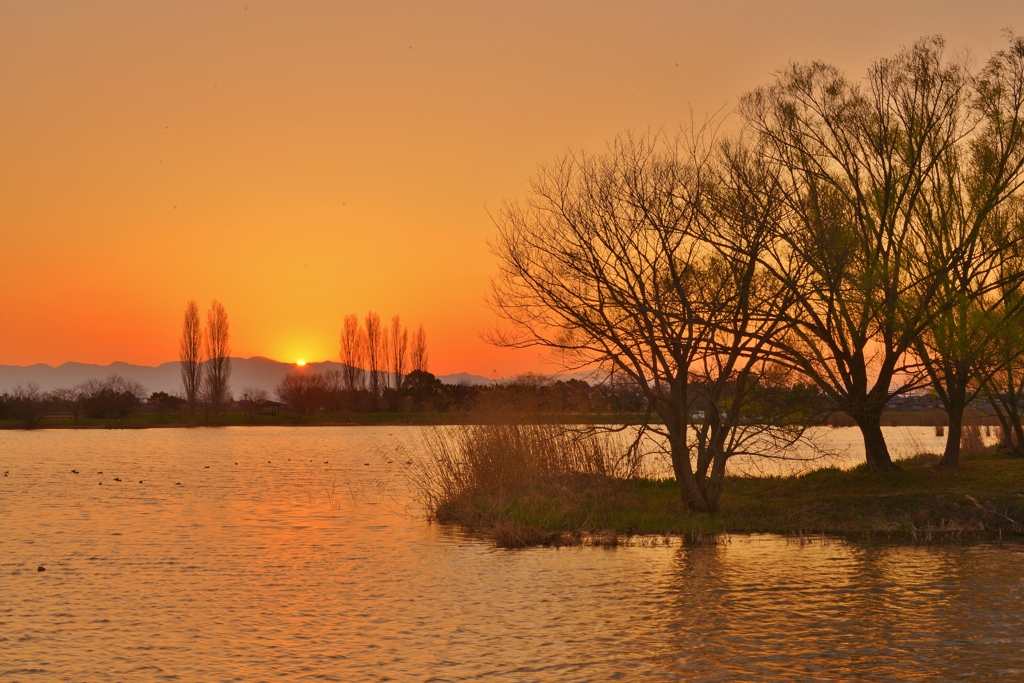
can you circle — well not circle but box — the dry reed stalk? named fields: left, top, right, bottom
left=961, top=425, right=984, bottom=457
left=411, top=418, right=640, bottom=542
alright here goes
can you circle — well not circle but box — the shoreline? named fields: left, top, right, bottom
left=0, top=413, right=469, bottom=430
left=5, top=418, right=1022, bottom=547
left=0, top=408, right=1004, bottom=431
left=431, top=451, right=1024, bottom=548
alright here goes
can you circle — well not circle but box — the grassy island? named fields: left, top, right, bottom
left=426, top=437, right=1024, bottom=548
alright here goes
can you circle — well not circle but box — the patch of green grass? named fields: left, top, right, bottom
left=438, top=450, right=1024, bottom=546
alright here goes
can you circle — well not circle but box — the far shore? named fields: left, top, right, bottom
left=2, top=412, right=637, bottom=430
left=0, top=413, right=466, bottom=430
left=0, top=407, right=1004, bottom=431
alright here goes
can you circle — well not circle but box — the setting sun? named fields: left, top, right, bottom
left=296, top=360, right=306, bottom=366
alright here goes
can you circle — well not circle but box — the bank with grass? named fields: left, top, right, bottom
left=416, top=423, right=1024, bottom=548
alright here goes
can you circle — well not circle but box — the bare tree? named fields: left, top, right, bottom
left=203, top=300, right=232, bottom=416
left=389, top=315, right=409, bottom=390
left=319, top=369, right=346, bottom=411
left=740, top=37, right=981, bottom=471
left=8, top=383, right=49, bottom=429
left=179, top=300, right=204, bottom=422
left=489, top=130, right=815, bottom=511
left=79, top=375, right=146, bottom=419
left=276, top=371, right=324, bottom=415
left=105, top=374, right=147, bottom=402
left=411, top=324, right=429, bottom=373
left=689, top=138, right=826, bottom=489
left=340, top=314, right=366, bottom=391
left=50, top=385, right=85, bottom=423
left=364, top=311, right=387, bottom=399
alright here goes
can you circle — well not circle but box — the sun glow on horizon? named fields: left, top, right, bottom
left=296, top=359, right=306, bottom=366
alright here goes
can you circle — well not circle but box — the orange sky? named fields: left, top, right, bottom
left=2, top=1, right=1023, bottom=376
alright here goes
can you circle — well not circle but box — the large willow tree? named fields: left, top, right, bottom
left=914, top=38, right=1024, bottom=467
left=740, top=36, right=1024, bottom=471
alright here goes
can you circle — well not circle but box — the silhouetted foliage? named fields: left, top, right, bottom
left=401, top=370, right=445, bottom=411
left=271, top=365, right=647, bottom=419
left=148, top=391, right=185, bottom=422
left=203, top=300, right=232, bottom=416
left=50, top=385, right=86, bottom=422
left=410, top=325, right=428, bottom=373
left=1, top=383, right=50, bottom=429
left=81, top=375, right=146, bottom=419
left=180, top=300, right=204, bottom=421
left=276, top=371, right=324, bottom=415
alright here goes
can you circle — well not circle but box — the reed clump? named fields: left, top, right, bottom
left=421, top=422, right=635, bottom=503
left=413, top=409, right=645, bottom=547
left=961, top=424, right=984, bottom=456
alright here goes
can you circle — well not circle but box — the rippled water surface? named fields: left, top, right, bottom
left=2, top=427, right=1022, bottom=681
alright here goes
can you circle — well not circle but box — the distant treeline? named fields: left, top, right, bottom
left=0, top=375, right=149, bottom=428
left=0, top=365, right=843, bottom=427
left=271, top=369, right=647, bottom=416
left=0, top=371, right=648, bottom=426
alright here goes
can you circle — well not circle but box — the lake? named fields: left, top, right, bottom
left=2, top=427, right=1022, bottom=681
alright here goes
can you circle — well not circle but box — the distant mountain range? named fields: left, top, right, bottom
left=0, top=358, right=495, bottom=396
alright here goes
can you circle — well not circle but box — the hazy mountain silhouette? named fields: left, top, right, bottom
left=432, top=371, right=498, bottom=386
left=0, top=358, right=494, bottom=395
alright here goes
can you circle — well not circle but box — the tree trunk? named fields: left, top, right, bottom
left=661, top=411, right=712, bottom=512
left=996, top=414, right=1012, bottom=450
left=985, top=385, right=1016, bottom=454
left=667, top=428, right=712, bottom=511
left=999, top=402, right=1024, bottom=457
left=853, top=412, right=897, bottom=471
left=939, top=406, right=963, bottom=468
left=703, top=445, right=728, bottom=512
left=1004, top=375, right=1024, bottom=457
left=1012, top=423, right=1024, bottom=458
left=657, top=383, right=714, bottom=512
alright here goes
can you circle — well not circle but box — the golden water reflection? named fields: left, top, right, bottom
left=1, top=427, right=1021, bottom=681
